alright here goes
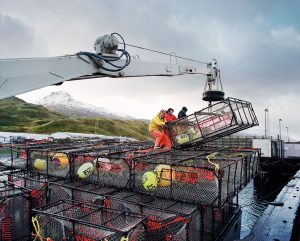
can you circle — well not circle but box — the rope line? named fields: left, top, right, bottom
left=32, top=216, right=53, bottom=241
left=206, top=153, right=220, bottom=173
left=125, top=43, right=209, bottom=65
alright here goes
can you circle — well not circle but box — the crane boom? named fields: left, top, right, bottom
left=0, top=33, right=223, bottom=100
left=0, top=55, right=201, bottom=100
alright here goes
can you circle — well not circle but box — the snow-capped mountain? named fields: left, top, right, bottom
left=35, top=91, right=134, bottom=119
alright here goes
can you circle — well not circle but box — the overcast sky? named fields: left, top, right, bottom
left=1, top=0, right=300, bottom=140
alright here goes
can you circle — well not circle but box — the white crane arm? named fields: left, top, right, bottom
left=0, top=33, right=221, bottom=100
left=0, top=54, right=198, bottom=100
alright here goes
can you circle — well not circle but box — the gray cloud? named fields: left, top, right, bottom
left=1, top=0, right=300, bottom=139
left=0, top=13, right=46, bottom=57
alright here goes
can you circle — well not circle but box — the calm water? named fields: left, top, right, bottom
left=238, top=174, right=290, bottom=238
left=238, top=180, right=269, bottom=238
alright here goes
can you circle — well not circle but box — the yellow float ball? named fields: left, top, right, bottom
left=33, top=159, right=47, bottom=171
left=52, top=153, right=69, bottom=169
left=175, top=134, right=190, bottom=144
left=77, top=162, right=95, bottom=179
left=154, top=164, right=175, bottom=187
left=142, top=171, right=158, bottom=191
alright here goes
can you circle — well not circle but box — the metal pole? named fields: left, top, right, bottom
left=286, top=126, right=289, bottom=142
left=264, top=108, right=268, bottom=138
left=279, top=118, right=282, bottom=140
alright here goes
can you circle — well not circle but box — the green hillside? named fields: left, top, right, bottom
left=0, top=97, right=151, bottom=140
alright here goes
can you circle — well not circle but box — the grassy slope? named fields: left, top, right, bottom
left=0, top=97, right=151, bottom=140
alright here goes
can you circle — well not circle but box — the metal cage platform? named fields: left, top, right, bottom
left=167, top=97, right=259, bottom=148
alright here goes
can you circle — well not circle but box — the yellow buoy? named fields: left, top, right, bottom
left=33, top=159, right=47, bottom=171
left=175, top=134, right=190, bottom=144
left=142, top=171, right=158, bottom=191
left=77, top=162, right=95, bottom=179
left=154, top=164, right=175, bottom=187
left=52, top=153, right=69, bottom=169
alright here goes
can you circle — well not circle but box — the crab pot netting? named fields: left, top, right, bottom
left=35, top=185, right=237, bottom=241
left=239, top=149, right=260, bottom=185
left=46, top=181, right=200, bottom=240
left=167, top=97, right=259, bottom=148
left=9, top=138, right=146, bottom=175
left=25, top=140, right=152, bottom=177
left=0, top=144, right=27, bottom=169
left=48, top=179, right=117, bottom=203
left=0, top=171, right=66, bottom=209
left=0, top=138, right=105, bottom=169
left=210, top=148, right=260, bottom=186
left=132, top=149, right=255, bottom=206
left=108, top=190, right=201, bottom=241
left=104, top=192, right=237, bottom=241
left=23, top=149, right=71, bottom=179
left=72, top=152, right=131, bottom=188
left=180, top=148, right=260, bottom=182
left=201, top=201, right=239, bottom=241
left=71, top=143, right=155, bottom=187
left=71, top=147, right=199, bottom=189
left=40, top=178, right=200, bottom=241
left=188, top=153, right=252, bottom=205
left=34, top=214, right=130, bottom=241
left=25, top=144, right=113, bottom=178
left=0, top=183, right=31, bottom=240
left=32, top=199, right=145, bottom=241
left=205, top=136, right=253, bottom=149
left=4, top=171, right=63, bottom=208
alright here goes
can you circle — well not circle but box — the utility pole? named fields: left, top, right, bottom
left=264, top=108, right=268, bottom=138
left=279, top=118, right=282, bottom=140
left=286, top=126, right=289, bottom=142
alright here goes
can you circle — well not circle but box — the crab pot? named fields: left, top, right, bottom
left=0, top=144, right=27, bottom=169
left=32, top=199, right=146, bottom=241
left=192, top=153, right=247, bottom=205
left=167, top=97, right=259, bottom=148
left=19, top=138, right=128, bottom=175
left=48, top=179, right=117, bottom=203
left=183, top=148, right=260, bottom=190
left=71, top=142, right=154, bottom=188
left=72, top=152, right=131, bottom=189
left=215, top=148, right=260, bottom=186
left=4, top=171, right=64, bottom=208
left=0, top=182, right=31, bottom=241
left=131, top=151, right=219, bottom=205
left=205, top=136, right=253, bottom=149
left=239, top=149, right=260, bottom=185
left=43, top=182, right=200, bottom=240
left=107, top=190, right=201, bottom=241
left=26, top=148, right=73, bottom=179
left=196, top=199, right=240, bottom=241
left=132, top=149, right=253, bottom=206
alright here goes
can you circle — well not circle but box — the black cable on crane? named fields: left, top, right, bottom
left=77, top=32, right=209, bottom=73
left=77, top=33, right=131, bottom=72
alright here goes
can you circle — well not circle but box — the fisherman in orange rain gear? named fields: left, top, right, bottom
left=165, top=108, right=177, bottom=122
left=149, top=109, right=172, bottom=149
left=164, top=108, right=177, bottom=139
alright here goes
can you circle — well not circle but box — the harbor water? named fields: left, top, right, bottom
left=238, top=174, right=291, bottom=238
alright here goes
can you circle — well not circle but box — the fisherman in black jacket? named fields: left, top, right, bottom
left=178, top=106, right=188, bottom=119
